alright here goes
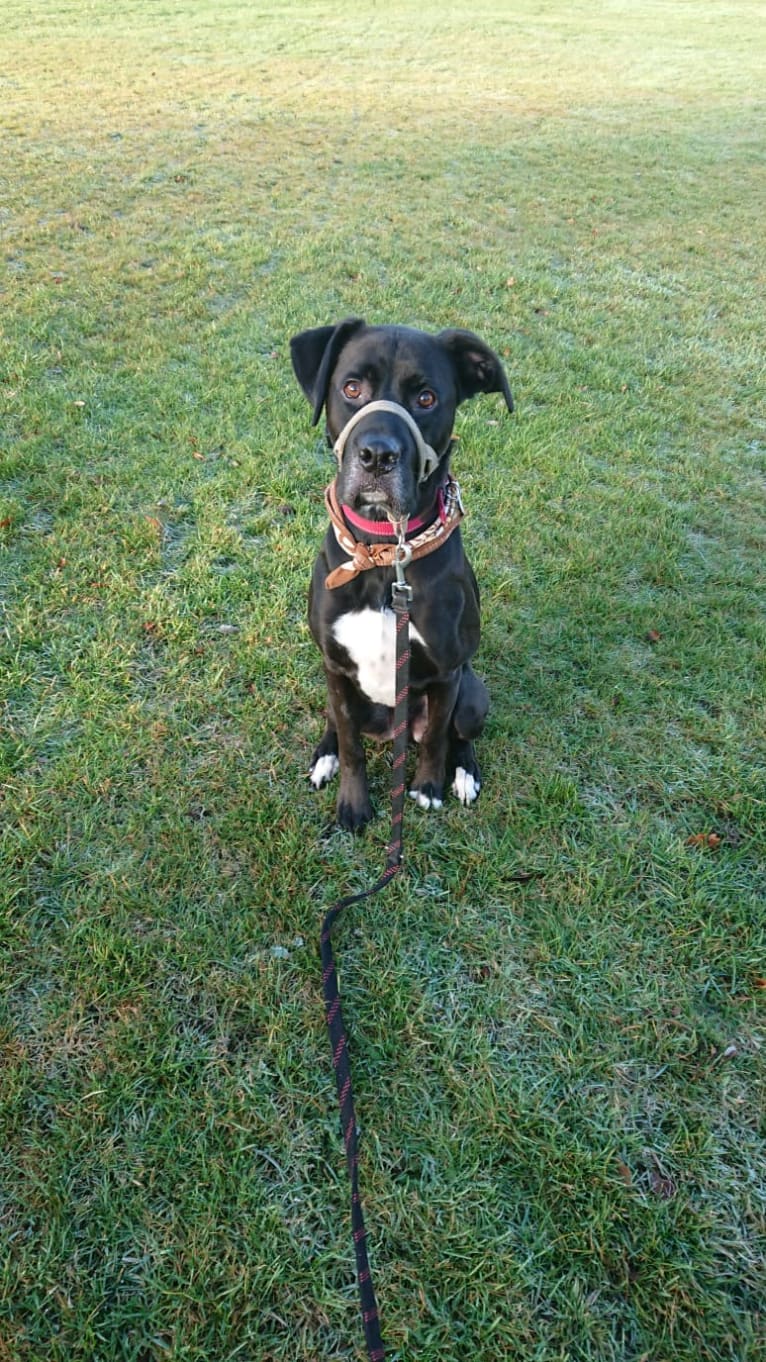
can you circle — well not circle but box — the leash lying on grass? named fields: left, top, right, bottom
left=319, top=535, right=413, bottom=1362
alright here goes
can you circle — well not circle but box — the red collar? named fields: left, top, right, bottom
left=340, top=485, right=451, bottom=541
left=324, top=476, right=465, bottom=589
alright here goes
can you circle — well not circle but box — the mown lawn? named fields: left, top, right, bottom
left=1, top=2, right=764, bottom=1359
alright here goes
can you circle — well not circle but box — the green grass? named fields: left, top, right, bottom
left=1, top=2, right=765, bottom=1358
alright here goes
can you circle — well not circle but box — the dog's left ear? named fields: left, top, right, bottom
left=438, top=329, right=514, bottom=413
left=290, top=317, right=366, bottom=426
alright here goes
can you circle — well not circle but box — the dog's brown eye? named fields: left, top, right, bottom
left=342, top=379, right=363, bottom=400
left=417, top=389, right=437, bottom=409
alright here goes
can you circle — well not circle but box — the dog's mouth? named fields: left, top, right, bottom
left=336, top=415, right=422, bottom=523
left=354, top=489, right=394, bottom=518
left=342, top=454, right=414, bottom=521
left=350, top=484, right=413, bottom=523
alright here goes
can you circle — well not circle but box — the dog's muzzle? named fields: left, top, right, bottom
left=332, top=400, right=441, bottom=486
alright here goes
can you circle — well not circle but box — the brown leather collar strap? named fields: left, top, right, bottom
left=324, top=478, right=465, bottom=589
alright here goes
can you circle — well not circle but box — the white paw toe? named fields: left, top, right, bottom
left=409, top=790, right=443, bottom=811
left=310, top=754, right=340, bottom=789
left=452, top=767, right=480, bottom=805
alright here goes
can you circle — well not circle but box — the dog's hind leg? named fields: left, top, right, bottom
left=449, top=664, right=489, bottom=805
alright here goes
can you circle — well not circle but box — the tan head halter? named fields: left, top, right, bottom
left=331, top=400, right=442, bottom=485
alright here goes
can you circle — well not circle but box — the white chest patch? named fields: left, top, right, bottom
left=332, top=607, right=427, bottom=708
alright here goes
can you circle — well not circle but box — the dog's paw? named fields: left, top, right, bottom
left=309, top=753, right=340, bottom=789
left=408, top=783, right=443, bottom=812
left=452, top=766, right=481, bottom=806
left=336, top=795, right=374, bottom=834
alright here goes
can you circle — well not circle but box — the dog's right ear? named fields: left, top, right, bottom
left=437, top=328, right=514, bottom=413
left=290, top=318, right=366, bottom=426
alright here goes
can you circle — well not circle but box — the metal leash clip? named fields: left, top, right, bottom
left=391, top=523, right=413, bottom=604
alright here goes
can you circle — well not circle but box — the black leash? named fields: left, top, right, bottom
left=320, top=559, right=413, bottom=1362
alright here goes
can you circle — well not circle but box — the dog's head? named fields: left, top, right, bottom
left=290, top=319, right=513, bottom=522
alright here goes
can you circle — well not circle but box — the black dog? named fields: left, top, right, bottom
left=290, top=318, right=513, bottom=832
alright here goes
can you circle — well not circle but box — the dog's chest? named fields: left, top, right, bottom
left=332, top=607, right=427, bottom=707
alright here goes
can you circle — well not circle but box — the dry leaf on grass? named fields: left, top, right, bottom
left=686, top=832, right=722, bottom=849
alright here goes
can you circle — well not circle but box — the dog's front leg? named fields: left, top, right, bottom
left=323, top=666, right=374, bottom=833
left=409, top=672, right=461, bottom=811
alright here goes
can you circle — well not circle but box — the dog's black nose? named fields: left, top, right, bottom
left=355, top=434, right=401, bottom=474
